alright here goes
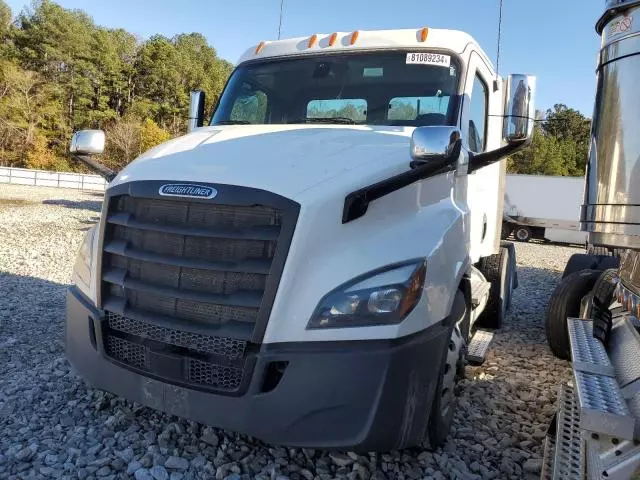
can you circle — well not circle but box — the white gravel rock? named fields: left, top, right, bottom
left=0, top=184, right=578, bottom=479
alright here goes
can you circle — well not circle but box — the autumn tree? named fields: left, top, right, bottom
left=1, top=0, right=232, bottom=170
left=509, top=104, right=592, bottom=177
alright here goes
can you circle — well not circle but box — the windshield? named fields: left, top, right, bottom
left=212, top=51, right=461, bottom=127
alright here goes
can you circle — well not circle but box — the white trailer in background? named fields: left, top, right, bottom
left=503, top=174, right=588, bottom=245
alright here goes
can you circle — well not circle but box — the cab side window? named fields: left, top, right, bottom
left=468, top=74, right=488, bottom=152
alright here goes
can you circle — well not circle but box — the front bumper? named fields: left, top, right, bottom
left=66, top=286, right=450, bottom=451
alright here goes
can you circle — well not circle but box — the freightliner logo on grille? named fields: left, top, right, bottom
left=158, top=184, right=217, bottom=199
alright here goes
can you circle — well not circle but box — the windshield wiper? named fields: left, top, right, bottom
left=289, top=117, right=357, bottom=125
left=216, top=120, right=252, bottom=125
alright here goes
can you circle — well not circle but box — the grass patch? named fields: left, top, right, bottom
left=0, top=198, right=39, bottom=206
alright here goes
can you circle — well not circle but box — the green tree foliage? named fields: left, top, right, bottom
left=0, top=0, right=232, bottom=171
left=509, top=104, right=592, bottom=177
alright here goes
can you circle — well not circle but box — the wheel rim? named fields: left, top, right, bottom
left=516, top=228, right=529, bottom=241
left=440, top=326, right=463, bottom=417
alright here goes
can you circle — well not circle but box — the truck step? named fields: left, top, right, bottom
left=466, top=329, right=494, bottom=365
left=609, top=314, right=640, bottom=397
left=573, top=369, right=634, bottom=440
left=567, top=318, right=614, bottom=377
left=567, top=318, right=637, bottom=440
left=550, top=383, right=586, bottom=480
left=470, top=278, right=491, bottom=307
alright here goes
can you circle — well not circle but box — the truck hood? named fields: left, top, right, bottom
left=112, top=125, right=413, bottom=199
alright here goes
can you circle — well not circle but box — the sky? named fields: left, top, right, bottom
left=6, top=0, right=604, bottom=116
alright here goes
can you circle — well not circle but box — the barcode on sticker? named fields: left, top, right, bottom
left=406, top=52, right=451, bottom=67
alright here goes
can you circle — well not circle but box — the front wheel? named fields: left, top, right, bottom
left=425, top=290, right=466, bottom=448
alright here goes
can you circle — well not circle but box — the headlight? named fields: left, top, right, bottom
left=307, top=259, right=427, bottom=329
left=72, top=225, right=97, bottom=291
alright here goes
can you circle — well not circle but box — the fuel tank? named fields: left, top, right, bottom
left=582, top=0, right=640, bottom=248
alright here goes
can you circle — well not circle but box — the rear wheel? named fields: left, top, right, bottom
left=478, top=247, right=512, bottom=329
left=545, top=269, right=601, bottom=359
left=585, top=269, right=617, bottom=318
left=514, top=226, right=532, bottom=242
left=425, top=290, right=465, bottom=448
left=562, top=254, right=599, bottom=279
left=596, top=255, right=620, bottom=271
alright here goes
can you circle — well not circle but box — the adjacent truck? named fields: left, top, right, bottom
left=503, top=174, right=588, bottom=245
left=543, top=1, right=640, bottom=478
left=66, top=28, right=535, bottom=451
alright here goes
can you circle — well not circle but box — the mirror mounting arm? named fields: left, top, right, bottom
left=71, top=154, right=117, bottom=182
left=468, top=138, right=529, bottom=174
left=342, top=141, right=461, bottom=224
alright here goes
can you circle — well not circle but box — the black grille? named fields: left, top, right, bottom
left=105, top=336, right=149, bottom=370
left=105, top=313, right=246, bottom=391
left=101, top=195, right=282, bottom=331
left=106, top=312, right=246, bottom=358
left=97, top=182, right=299, bottom=394
left=187, top=358, right=243, bottom=390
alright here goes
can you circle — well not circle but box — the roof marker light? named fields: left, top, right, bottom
left=255, top=41, right=266, bottom=54
left=419, top=27, right=429, bottom=42
left=307, top=34, right=318, bottom=48
left=350, top=30, right=359, bottom=45
left=328, top=32, right=338, bottom=46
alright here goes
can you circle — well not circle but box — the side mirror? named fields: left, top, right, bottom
left=410, top=126, right=462, bottom=167
left=70, top=130, right=105, bottom=155
left=69, top=129, right=115, bottom=182
left=503, top=74, right=536, bottom=142
left=188, top=90, right=206, bottom=132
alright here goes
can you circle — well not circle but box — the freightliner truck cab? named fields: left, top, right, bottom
left=66, top=27, right=535, bottom=451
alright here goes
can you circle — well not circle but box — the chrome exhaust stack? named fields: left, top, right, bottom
left=582, top=0, right=640, bottom=250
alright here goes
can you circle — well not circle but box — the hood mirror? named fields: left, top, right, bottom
left=70, top=130, right=105, bottom=155
left=410, top=126, right=462, bottom=168
left=69, top=129, right=116, bottom=182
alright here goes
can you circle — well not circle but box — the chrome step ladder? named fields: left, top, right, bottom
left=542, top=316, right=640, bottom=479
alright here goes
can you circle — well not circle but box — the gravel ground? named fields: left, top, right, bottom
left=0, top=184, right=580, bottom=480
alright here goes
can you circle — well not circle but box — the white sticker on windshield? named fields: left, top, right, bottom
left=406, top=52, right=451, bottom=68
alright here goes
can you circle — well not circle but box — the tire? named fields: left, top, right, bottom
left=596, top=255, right=620, bottom=271
left=477, top=247, right=511, bottom=329
left=501, top=241, right=519, bottom=290
left=585, top=269, right=617, bottom=318
left=545, top=269, right=601, bottom=359
left=426, top=290, right=466, bottom=448
left=562, top=254, right=599, bottom=279
left=513, top=226, right=532, bottom=242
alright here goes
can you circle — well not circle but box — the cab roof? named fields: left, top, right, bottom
left=237, top=28, right=494, bottom=73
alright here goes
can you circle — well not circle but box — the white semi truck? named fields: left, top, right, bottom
left=66, top=28, right=535, bottom=451
left=543, top=1, right=640, bottom=478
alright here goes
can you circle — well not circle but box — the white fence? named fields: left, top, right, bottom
left=0, top=166, right=107, bottom=191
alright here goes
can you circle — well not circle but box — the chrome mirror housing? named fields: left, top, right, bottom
left=410, top=126, right=462, bottom=162
left=69, top=130, right=105, bottom=155
left=503, top=74, right=536, bottom=142
left=188, top=90, right=206, bottom=132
